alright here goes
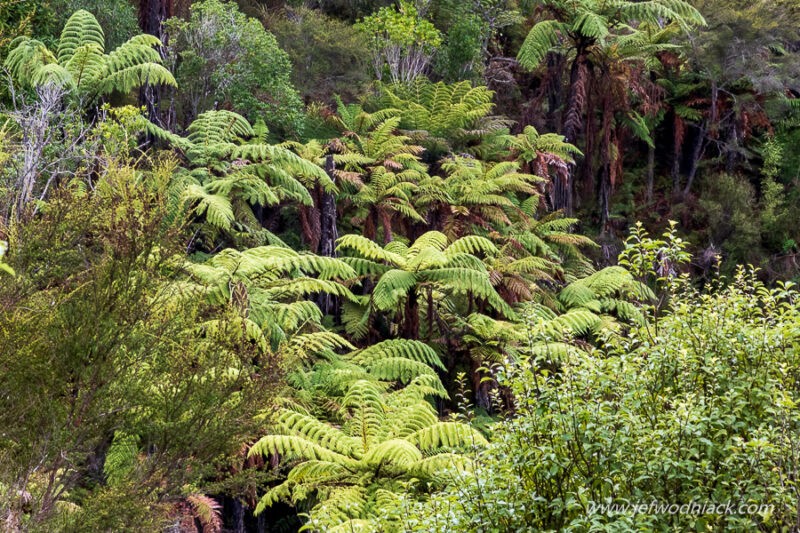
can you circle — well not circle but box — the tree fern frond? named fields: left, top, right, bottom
left=103, top=431, right=138, bottom=486
left=408, top=453, right=473, bottom=480
left=406, top=422, right=488, bottom=450
left=337, top=234, right=404, bottom=265
left=347, top=339, right=444, bottom=370
left=546, top=308, right=603, bottom=336
left=445, top=235, right=499, bottom=257
left=362, top=439, right=423, bottom=467
left=249, top=435, right=354, bottom=463
left=275, top=410, right=361, bottom=457
left=183, top=184, right=235, bottom=230
left=366, top=357, right=440, bottom=384
left=517, top=19, right=565, bottom=69
left=57, top=9, right=105, bottom=63
left=371, top=269, right=417, bottom=311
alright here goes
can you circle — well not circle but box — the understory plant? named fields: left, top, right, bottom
left=394, top=229, right=800, bottom=531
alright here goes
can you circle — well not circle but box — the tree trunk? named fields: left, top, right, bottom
left=364, top=208, right=377, bottom=241
left=646, top=142, right=655, bottom=204
left=556, top=51, right=589, bottom=214
left=683, top=122, right=707, bottom=198
left=598, top=163, right=611, bottom=236
left=315, top=155, right=340, bottom=320
left=380, top=209, right=393, bottom=244
left=403, top=289, right=420, bottom=339
left=545, top=52, right=564, bottom=131
left=684, top=81, right=717, bottom=197
left=318, top=155, right=338, bottom=257
left=138, top=0, right=173, bottom=130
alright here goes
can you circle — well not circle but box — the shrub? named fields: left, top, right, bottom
left=397, top=266, right=800, bottom=530
left=166, top=0, right=303, bottom=137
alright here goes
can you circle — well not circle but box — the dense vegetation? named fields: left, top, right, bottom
left=1, top=0, right=799, bottom=531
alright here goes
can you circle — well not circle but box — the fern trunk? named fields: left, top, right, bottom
left=672, top=114, right=683, bottom=196
left=403, top=289, right=420, bottom=339
left=138, top=0, right=173, bottom=130
left=557, top=50, right=589, bottom=214
left=646, top=142, right=655, bottom=204
left=316, top=155, right=340, bottom=319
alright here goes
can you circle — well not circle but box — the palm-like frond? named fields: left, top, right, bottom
left=5, top=10, right=175, bottom=101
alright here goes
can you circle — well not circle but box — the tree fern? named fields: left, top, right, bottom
left=5, top=10, right=175, bottom=103
left=375, top=79, right=509, bottom=157
left=249, top=373, right=484, bottom=530
left=152, top=110, right=332, bottom=246
left=517, top=19, right=566, bottom=70
left=338, top=231, right=515, bottom=338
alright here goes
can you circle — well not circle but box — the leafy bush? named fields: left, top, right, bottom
left=166, top=0, right=303, bottom=137
left=0, top=155, right=277, bottom=528
left=398, top=265, right=800, bottom=531
left=356, top=0, right=442, bottom=83
left=263, top=6, right=371, bottom=104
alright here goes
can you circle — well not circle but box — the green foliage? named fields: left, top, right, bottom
left=165, top=0, right=303, bottom=136
left=375, top=79, right=509, bottom=158
left=4, top=10, right=175, bottom=104
left=696, top=173, right=763, bottom=267
left=5, top=2, right=800, bottom=529
left=434, top=13, right=484, bottom=82
left=250, top=372, right=486, bottom=530
left=435, top=156, right=545, bottom=238
left=338, top=231, right=515, bottom=339
left=0, top=160, right=275, bottom=528
left=309, top=101, right=431, bottom=242
left=103, top=432, right=139, bottom=487
left=50, top=0, right=139, bottom=51
left=263, top=6, right=371, bottom=103
left=399, top=266, right=800, bottom=531
left=152, top=109, right=330, bottom=248
left=356, top=0, right=442, bottom=83
left=619, top=220, right=692, bottom=287
left=517, top=0, right=704, bottom=71
left=0, top=240, right=13, bottom=277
